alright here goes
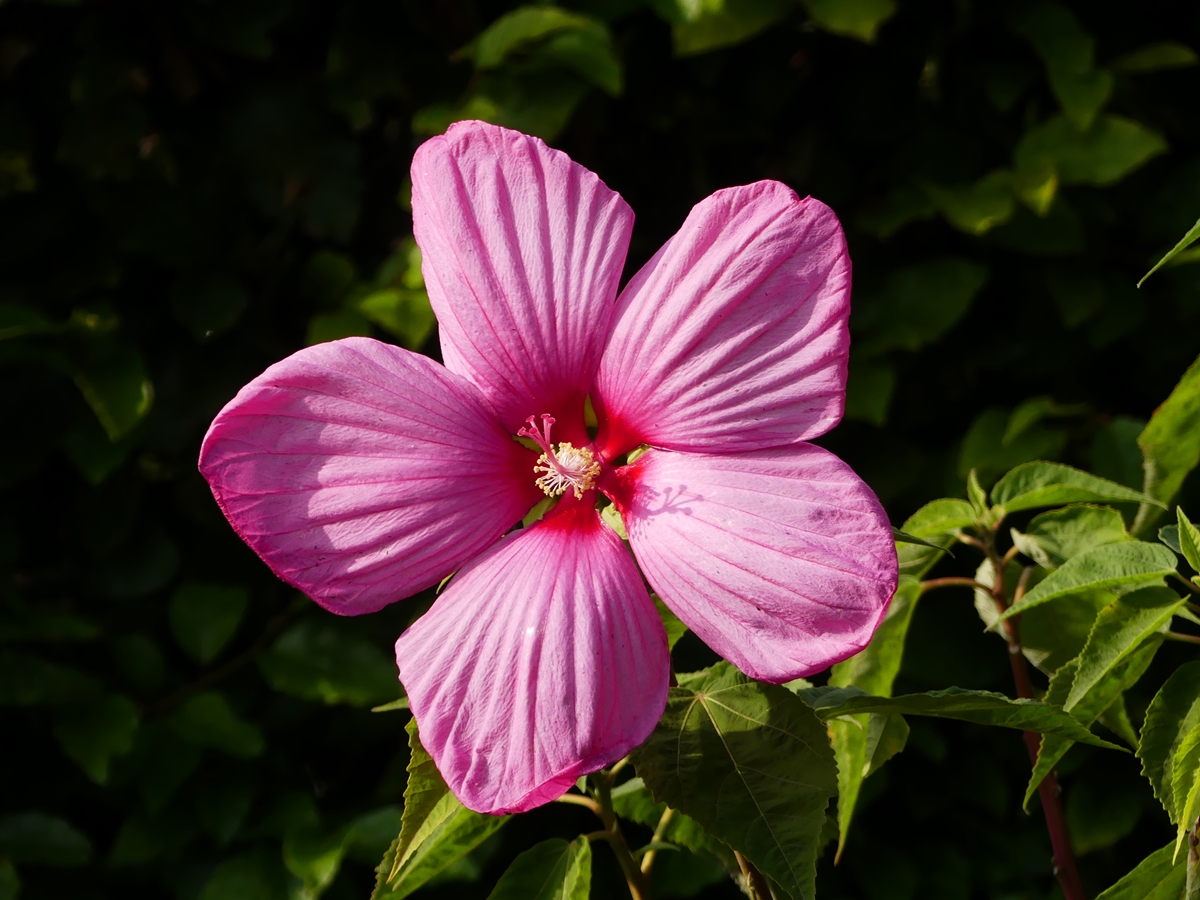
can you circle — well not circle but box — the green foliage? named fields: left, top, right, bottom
left=374, top=720, right=508, bottom=899
left=4, top=0, right=1200, bottom=896
left=485, top=837, right=591, bottom=900
left=991, top=461, right=1159, bottom=513
left=169, top=582, right=249, bottom=664
left=633, top=662, right=838, bottom=900
left=1095, top=843, right=1185, bottom=899
left=258, top=619, right=400, bottom=708
left=1005, top=541, right=1179, bottom=617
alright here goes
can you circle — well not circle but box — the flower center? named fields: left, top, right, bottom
left=518, top=414, right=601, bottom=499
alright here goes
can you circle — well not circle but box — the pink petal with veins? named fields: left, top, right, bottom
left=411, top=120, right=634, bottom=444
left=199, top=337, right=540, bottom=615
left=615, top=445, right=896, bottom=682
left=396, top=501, right=669, bottom=814
left=594, top=182, right=850, bottom=458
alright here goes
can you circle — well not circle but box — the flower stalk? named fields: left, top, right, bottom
left=980, top=533, right=1087, bottom=900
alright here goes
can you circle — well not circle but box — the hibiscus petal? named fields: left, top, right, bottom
left=395, top=502, right=668, bottom=814
left=594, top=182, right=851, bottom=457
left=615, top=445, right=897, bottom=682
left=411, top=120, right=634, bottom=443
left=199, top=337, right=540, bottom=616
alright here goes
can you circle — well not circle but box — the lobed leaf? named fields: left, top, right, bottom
left=1003, top=541, right=1178, bottom=618
left=632, top=662, right=837, bottom=900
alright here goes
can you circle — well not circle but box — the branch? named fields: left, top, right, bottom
left=920, top=577, right=991, bottom=593
left=640, top=806, right=676, bottom=875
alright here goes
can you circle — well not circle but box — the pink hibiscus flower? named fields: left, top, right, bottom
left=199, top=121, right=898, bottom=815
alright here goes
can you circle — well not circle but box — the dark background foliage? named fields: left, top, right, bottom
left=2, top=0, right=1199, bottom=898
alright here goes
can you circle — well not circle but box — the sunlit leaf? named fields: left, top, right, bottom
left=1094, top=842, right=1185, bottom=900
left=632, top=662, right=837, bottom=900
left=1004, top=541, right=1178, bottom=617
left=1135, top=354, right=1200, bottom=533
left=992, top=461, right=1159, bottom=513
left=373, top=720, right=508, bottom=899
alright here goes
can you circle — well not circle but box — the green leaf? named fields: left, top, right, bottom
left=1004, top=397, right=1088, bottom=446
left=284, top=821, right=355, bottom=900
left=1111, top=42, right=1198, bottom=73
left=52, top=693, right=139, bottom=783
left=1009, top=3, right=1096, bottom=74
left=534, top=24, right=623, bottom=96
left=1140, top=218, right=1200, bottom=287
left=306, top=308, right=373, bottom=345
left=1138, top=661, right=1200, bottom=822
left=991, top=460, right=1159, bottom=512
left=1135, top=355, right=1200, bottom=533
left=0, top=650, right=97, bottom=706
left=609, top=778, right=732, bottom=860
left=843, top=357, right=895, bottom=426
left=1015, top=114, right=1167, bottom=187
left=168, top=582, right=248, bottom=665
left=925, top=172, right=1015, bottom=236
left=891, top=528, right=948, bottom=552
left=959, top=411, right=1068, bottom=486
left=371, top=697, right=409, bottom=713
left=199, top=851, right=287, bottom=900
left=1162, top=525, right=1183, bottom=554
left=800, top=0, right=896, bottom=43
left=1024, top=588, right=1176, bottom=808
left=259, top=620, right=399, bottom=708
left=0, top=860, right=17, bottom=900
left=896, top=499, right=976, bottom=577
left=0, top=812, right=92, bottom=866
left=469, top=7, right=596, bottom=69
left=831, top=575, right=921, bottom=697
left=855, top=258, right=989, bottom=355
left=1049, top=67, right=1113, bottom=131
left=803, top=686, right=1123, bottom=749
left=356, top=289, right=435, bottom=351
left=1178, top=508, right=1200, bottom=574
left=654, top=595, right=688, bottom=651
left=826, top=576, right=920, bottom=859
left=1067, top=586, right=1181, bottom=710
left=73, top=345, right=154, bottom=441
left=1095, top=842, right=1185, bottom=900
left=168, top=692, right=264, bottom=758
left=1003, top=541, right=1179, bottom=618
left=373, top=720, right=508, bottom=899
left=1011, top=504, right=1132, bottom=568
left=1018, top=589, right=1113, bottom=674
left=650, top=0, right=793, bottom=56
left=484, top=837, right=591, bottom=900
left=631, top=662, right=837, bottom=900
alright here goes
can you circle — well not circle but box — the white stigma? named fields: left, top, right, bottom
left=518, top=414, right=601, bottom=499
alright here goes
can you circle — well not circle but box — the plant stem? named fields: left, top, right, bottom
left=735, top=851, right=774, bottom=900
left=984, top=550, right=1087, bottom=900
left=1166, top=631, right=1200, bottom=646
left=1172, top=573, right=1200, bottom=595
left=640, top=806, right=675, bottom=875
left=555, top=792, right=603, bottom=815
left=593, top=776, right=652, bottom=900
